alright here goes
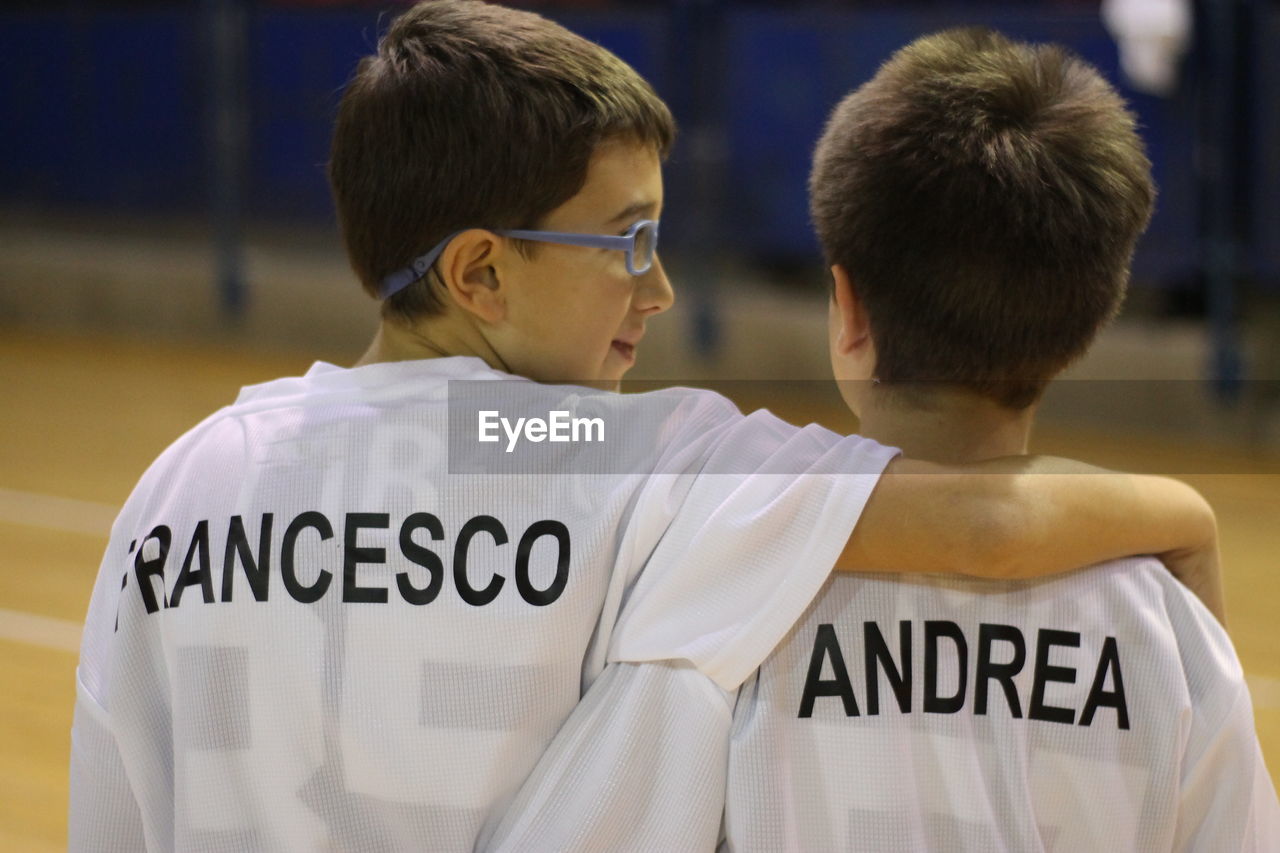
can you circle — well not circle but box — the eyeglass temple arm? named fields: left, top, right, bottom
left=496, top=230, right=632, bottom=251
left=381, top=226, right=644, bottom=299
left=379, top=234, right=460, bottom=299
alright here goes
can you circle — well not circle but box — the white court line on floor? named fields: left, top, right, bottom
left=0, top=608, right=82, bottom=654
left=1248, top=675, right=1280, bottom=713
left=0, top=487, right=117, bottom=536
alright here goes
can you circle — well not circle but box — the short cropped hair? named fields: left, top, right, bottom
left=811, top=28, right=1154, bottom=408
left=329, top=0, right=675, bottom=321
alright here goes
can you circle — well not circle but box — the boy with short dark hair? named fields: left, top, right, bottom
left=810, top=27, right=1152, bottom=411
left=69, top=7, right=1226, bottom=849
left=489, top=28, right=1274, bottom=852
left=725, top=28, right=1277, bottom=850
left=329, top=0, right=675, bottom=328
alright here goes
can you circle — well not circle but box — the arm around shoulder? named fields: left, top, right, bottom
left=836, top=455, right=1224, bottom=620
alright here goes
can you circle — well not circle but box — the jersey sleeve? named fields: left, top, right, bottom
left=1164, top=582, right=1280, bottom=851
left=69, top=429, right=207, bottom=852
left=69, top=499, right=155, bottom=851
left=610, top=404, right=899, bottom=691
left=484, top=661, right=733, bottom=853
left=1174, top=682, right=1280, bottom=852
left=69, top=670, right=147, bottom=852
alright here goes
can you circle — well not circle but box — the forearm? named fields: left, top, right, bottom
left=1001, top=461, right=1217, bottom=577
left=988, top=459, right=1223, bottom=620
left=837, top=455, right=1223, bottom=618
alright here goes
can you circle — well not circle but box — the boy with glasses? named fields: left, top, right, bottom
left=70, top=5, right=1224, bottom=850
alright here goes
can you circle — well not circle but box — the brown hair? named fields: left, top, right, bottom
left=811, top=28, right=1154, bottom=408
left=329, top=0, right=675, bottom=322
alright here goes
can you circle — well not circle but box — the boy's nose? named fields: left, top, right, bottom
left=636, top=255, right=674, bottom=314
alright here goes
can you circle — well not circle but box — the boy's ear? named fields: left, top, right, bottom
left=831, top=264, right=872, bottom=356
left=438, top=230, right=506, bottom=324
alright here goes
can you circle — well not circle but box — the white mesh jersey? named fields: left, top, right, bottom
left=726, top=559, right=1280, bottom=852
left=68, top=356, right=896, bottom=852
left=482, top=420, right=899, bottom=852
left=486, top=660, right=737, bottom=852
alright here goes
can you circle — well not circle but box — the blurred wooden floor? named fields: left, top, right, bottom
left=1, top=328, right=1276, bottom=850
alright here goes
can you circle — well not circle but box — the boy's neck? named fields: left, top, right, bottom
left=356, top=317, right=508, bottom=373
left=856, top=387, right=1035, bottom=464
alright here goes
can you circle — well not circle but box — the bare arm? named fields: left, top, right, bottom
left=837, top=455, right=1224, bottom=621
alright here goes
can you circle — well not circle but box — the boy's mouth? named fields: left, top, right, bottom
left=610, top=340, right=636, bottom=362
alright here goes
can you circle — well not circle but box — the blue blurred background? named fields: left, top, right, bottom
left=1, top=0, right=1277, bottom=386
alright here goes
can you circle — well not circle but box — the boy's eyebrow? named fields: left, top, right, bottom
left=605, top=201, right=657, bottom=226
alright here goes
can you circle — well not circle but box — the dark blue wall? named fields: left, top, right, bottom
left=721, top=8, right=1202, bottom=283
left=1254, top=10, right=1280, bottom=277
left=0, top=7, right=668, bottom=216
left=0, top=5, right=1274, bottom=285
left=0, top=10, right=205, bottom=210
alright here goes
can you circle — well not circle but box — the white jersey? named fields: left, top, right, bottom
left=482, top=431, right=899, bottom=853
left=487, top=660, right=737, bottom=852
left=68, top=356, right=895, bottom=851
left=726, top=559, right=1280, bottom=852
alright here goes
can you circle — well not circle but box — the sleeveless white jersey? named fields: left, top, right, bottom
left=725, top=560, right=1280, bottom=852
left=68, top=356, right=896, bottom=851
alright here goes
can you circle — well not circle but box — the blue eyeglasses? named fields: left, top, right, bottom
left=379, top=219, right=660, bottom=299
